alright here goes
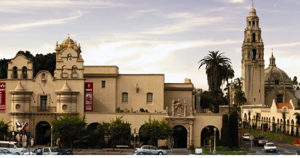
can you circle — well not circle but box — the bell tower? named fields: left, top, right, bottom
left=241, top=6, right=265, bottom=105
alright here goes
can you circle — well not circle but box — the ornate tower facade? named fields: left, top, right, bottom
left=241, top=6, right=265, bottom=105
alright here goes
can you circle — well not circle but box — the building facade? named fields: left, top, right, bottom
left=0, top=35, right=223, bottom=148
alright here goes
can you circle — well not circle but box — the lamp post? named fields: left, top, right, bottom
left=133, top=128, right=136, bottom=150
left=51, top=126, right=53, bottom=147
left=213, top=128, right=217, bottom=154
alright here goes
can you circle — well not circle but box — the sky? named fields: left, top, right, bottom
left=0, top=0, right=300, bottom=91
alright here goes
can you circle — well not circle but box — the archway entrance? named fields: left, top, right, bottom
left=201, top=126, right=219, bottom=146
left=36, top=121, right=50, bottom=145
left=172, top=125, right=187, bottom=148
left=139, top=125, right=150, bottom=145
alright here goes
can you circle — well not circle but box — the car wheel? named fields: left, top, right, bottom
left=158, top=152, right=163, bottom=155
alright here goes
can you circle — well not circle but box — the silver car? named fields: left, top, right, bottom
left=0, top=149, right=19, bottom=155
left=135, top=145, right=167, bottom=155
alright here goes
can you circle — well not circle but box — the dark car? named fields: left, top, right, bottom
left=57, top=148, right=73, bottom=155
left=254, top=136, right=268, bottom=146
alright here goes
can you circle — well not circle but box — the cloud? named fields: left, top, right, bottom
left=0, top=11, right=82, bottom=31
left=0, top=0, right=128, bottom=11
left=265, top=42, right=300, bottom=48
left=143, top=12, right=222, bottom=34
left=222, top=0, right=245, bottom=3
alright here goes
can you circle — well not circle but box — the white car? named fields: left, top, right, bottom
left=264, top=142, right=277, bottom=153
left=135, top=145, right=167, bottom=155
left=242, top=133, right=251, bottom=140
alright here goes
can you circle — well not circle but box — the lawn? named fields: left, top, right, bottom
left=193, top=146, right=253, bottom=155
left=240, top=128, right=298, bottom=144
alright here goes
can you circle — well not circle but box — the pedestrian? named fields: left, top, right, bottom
left=37, top=148, right=42, bottom=155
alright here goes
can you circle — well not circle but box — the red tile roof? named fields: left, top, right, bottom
left=276, top=103, right=293, bottom=109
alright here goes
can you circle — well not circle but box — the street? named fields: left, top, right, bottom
left=240, top=134, right=300, bottom=155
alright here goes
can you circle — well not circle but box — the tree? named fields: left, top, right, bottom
left=198, top=51, right=233, bottom=113
left=221, top=114, right=231, bottom=147
left=292, top=76, right=299, bottom=90
left=0, top=119, right=11, bottom=140
left=108, top=116, right=131, bottom=151
left=255, top=113, right=260, bottom=129
left=294, top=113, right=300, bottom=137
left=200, top=91, right=213, bottom=111
left=248, top=111, right=251, bottom=132
left=229, top=111, right=238, bottom=147
left=50, top=113, right=87, bottom=150
left=139, top=117, right=173, bottom=146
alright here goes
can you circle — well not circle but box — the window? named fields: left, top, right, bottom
left=122, top=93, right=128, bottom=102
left=252, top=49, right=256, bottom=60
left=147, top=93, right=153, bottom=102
left=252, top=33, right=256, bottom=42
left=277, top=94, right=283, bottom=103
left=275, top=80, right=279, bottom=85
left=102, top=81, right=105, bottom=88
left=22, top=66, right=27, bottom=79
left=40, top=96, right=47, bottom=111
left=67, top=54, right=72, bottom=61
left=13, top=66, right=18, bottom=78
left=62, top=105, right=67, bottom=110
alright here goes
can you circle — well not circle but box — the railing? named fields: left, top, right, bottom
left=31, top=106, right=56, bottom=112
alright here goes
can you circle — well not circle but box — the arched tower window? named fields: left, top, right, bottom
left=72, top=65, right=77, bottom=73
left=252, top=33, right=256, bottom=42
left=252, top=49, right=256, bottom=60
left=13, top=66, right=18, bottom=78
left=277, top=94, right=283, bottom=103
left=67, top=54, right=72, bottom=61
left=22, top=66, right=27, bottom=79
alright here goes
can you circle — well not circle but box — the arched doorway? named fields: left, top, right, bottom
left=173, top=125, right=187, bottom=148
left=139, top=125, right=150, bottom=145
left=201, top=126, right=219, bottom=146
left=36, top=121, right=51, bottom=145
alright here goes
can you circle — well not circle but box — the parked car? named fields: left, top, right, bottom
left=133, top=152, right=154, bottom=155
left=42, top=147, right=60, bottom=155
left=57, top=148, right=73, bottom=155
left=0, top=149, right=20, bottom=155
left=24, top=148, right=39, bottom=155
left=264, top=142, right=277, bottom=153
left=254, top=136, right=268, bottom=146
left=135, top=145, right=167, bottom=155
left=0, top=141, right=27, bottom=155
left=242, top=133, right=251, bottom=140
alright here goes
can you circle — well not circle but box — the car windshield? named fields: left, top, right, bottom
left=266, top=143, right=275, bottom=146
left=50, top=148, right=59, bottom=152
left=14, top=143, right=21, bottom=148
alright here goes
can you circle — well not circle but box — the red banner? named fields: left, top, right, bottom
left=85, top=82, right=93, bottom=111
left=0, top=82, right=6, bottom=111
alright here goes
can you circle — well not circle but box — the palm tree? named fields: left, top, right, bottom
left=223, top=65, right=235, bottom=113
left=248, top=111, right=251, bottom=132
left=294, top=113, right=300, bottom=136
left=198, top=51, right=232, bottom=113
left=255, top=112, right=260, bottom=129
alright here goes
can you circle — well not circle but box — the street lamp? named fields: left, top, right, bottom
left=213, top=128, right=217, bottom=154
left=51, top=126, right=53, bottom=147
left=133, top=128, right=136, bottom=150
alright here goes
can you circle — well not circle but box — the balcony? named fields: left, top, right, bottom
left=31, top=106, right=56, bottom=113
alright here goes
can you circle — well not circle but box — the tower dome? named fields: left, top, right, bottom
left=249, top=6, right=257, bottom=16
left=59, top=34, right=76, bottom=49
left=264, top=54, right=292, bottom=88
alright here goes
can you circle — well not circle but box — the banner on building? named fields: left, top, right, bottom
left=85, top=82, right=93, bottom=111
left=0, top=83, right=6, bottom=111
